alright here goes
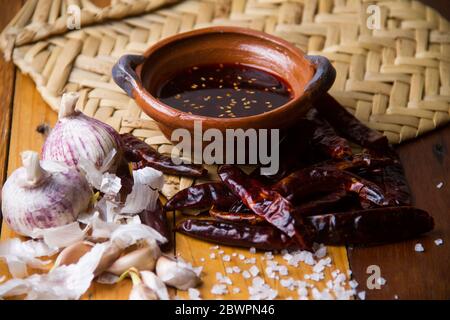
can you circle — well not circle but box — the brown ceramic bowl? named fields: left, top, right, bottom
left=113, top=27, right=335, bottom=152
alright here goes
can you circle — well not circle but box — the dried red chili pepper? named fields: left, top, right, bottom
left=315, top=94, right=390, bottom=152
left=294, top=189, right=355, bottom=216
left=176, top=219, right=296, bottom=250
left=164, top=182, right=238, bottom=212
left=120, top=133, right=207, bottom=177
left=177, top=206, right=433, bottom=248
left=209, top=206, right=266, bottom=224
left=273, top=165, right=394, bottom=208
left=218, top=165, right=313, bottom=249
left=139, top=198, right=170, bottom=248
left=306, top=109, right=353, bottom=160
left=308, top=206, right=433, bottom=245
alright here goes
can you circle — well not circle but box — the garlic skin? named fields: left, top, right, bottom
left=155, top=256, right=201, bottom=290
left=42, top=93, right=122, bottom=172
left=1, top=151, right=92, bottom=238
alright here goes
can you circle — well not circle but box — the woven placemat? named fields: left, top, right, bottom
left=0, top=0, right=180, bottom=59
left=4, top=0, right=450, bottom=196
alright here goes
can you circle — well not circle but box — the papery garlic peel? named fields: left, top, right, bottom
left=42, top=92, right=122, bottom=172
left=1, top=151, right=92, bottom=237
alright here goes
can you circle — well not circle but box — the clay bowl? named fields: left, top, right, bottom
left=113, top=26, right=335, bottom=156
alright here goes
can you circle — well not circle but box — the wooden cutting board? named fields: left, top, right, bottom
left=1, top=1, right=449, bottom=300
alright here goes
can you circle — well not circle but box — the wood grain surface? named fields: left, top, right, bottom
left=0, top=0, right=449, bottom=300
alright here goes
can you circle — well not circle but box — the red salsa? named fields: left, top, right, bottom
left=156, top=63, right=292, bottom=118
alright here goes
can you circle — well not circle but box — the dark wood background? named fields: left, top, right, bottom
left=0, top=0, right=449, bottom=299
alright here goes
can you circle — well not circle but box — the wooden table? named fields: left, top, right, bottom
left=0, top=1, right=449, bottom=300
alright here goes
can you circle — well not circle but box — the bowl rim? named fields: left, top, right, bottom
left=118, top=26, right=335, bottom=127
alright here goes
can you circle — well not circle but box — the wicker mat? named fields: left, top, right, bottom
left=3, top=0, right=450, bottom=196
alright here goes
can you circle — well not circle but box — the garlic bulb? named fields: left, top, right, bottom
left=1, top=151, right=92, bottom=237
left=155, top=256, right=201, bottom=290
left=42, top=92, right=122, bottom=172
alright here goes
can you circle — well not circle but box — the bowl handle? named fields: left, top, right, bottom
left=303, top=55, right=336, bottom=99
left=112, top=54, right=146, bottom=98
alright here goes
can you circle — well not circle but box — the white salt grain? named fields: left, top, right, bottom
left=210, top=253, right=216, bottom=259
left=434, top=238, right=443, bottom=246
left=249, top=247, right=256, bottom=254
left=377, top=277, right=386, bottom=286
left=238, top=254, right=245, bottom=260
left=242, top=270, right=251, bottom=279
left=211, top=284, right=228, bottom=295
left=436, top=182, right=444, bottom=189
left=357, top=291, right=366, bottom=300
left=188, top=288, right=201, bottom=300
left=216, top=272, right=232, bottom=285
left=232, top=266, right=241, bottom=273
left=349, top=280, right=359, bottom=289
left=414, top=243, right=425, bottom=252
left=249, top=265, right=260, bottom=277
left=222, top=254, right=231, bottom=262
left=226, top=267, right=234, bottom=274
left=232, top=287, right=240, bottom=294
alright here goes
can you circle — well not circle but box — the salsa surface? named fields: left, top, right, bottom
left=156, top=63, right=292, bottom=118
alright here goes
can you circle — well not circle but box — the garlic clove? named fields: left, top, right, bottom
left=155, top=256, right=201, bottom=290
left=120, top=268, right=159, bottom=300
left=140, top=271, right=169, bottom=300
left=129, top=283, right=159, bottom=300
left=54, top=241, right=94, bottom=268
left=106, top=240, right=161, bottom=276
left=94, top=242, right=123, bottom=276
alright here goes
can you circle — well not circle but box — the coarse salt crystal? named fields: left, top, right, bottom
left=188, top=288, right=201, bottom=300
left=297, top=286, right=308, bottom=298
left=249, top=247, right=256, bottom=254
left=232, top=253, right=237, bottom=257
left=436, top=182, right=444, bottom=189
left=357, top=291, right=366, bottom=300
left=200, top=258, right=205, bottom=262
left=211, top=245, right=219, bottom=250
left=211, top=284, right=228, bottom=295
left=349, top=280, right=359, bottom=289
left=244, top=258, right=256, bottom=264
left=280, top=278, right=294, bottom=288
left=377, top=277, right=386, bottom=286
left=310, top=273, right=324, bottom=282
left=394, top=294, right=399, bottom=300
left=218, top=250, right=224, bottom=255
left=434, top=239, right=443, bottom=246
left=414, top=243, right=425, bottom=252
left=226, top=267, right=233, bottom=274
left=222, top=254, right=231, bottom=262
left=232, top=287, right=240, bottom=294
left=238, top=254, right=245, bottom=260
left=249, top=265, right=260, bottom=277
left=216, top=272, right=232, bottom=285
left=242, top=270, right=251, bottom=279
left=232, top=266, right=241, bottom=273
left=210, top=253, right=216, bottom=259
left=314, top=245, right=327, bottom=259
